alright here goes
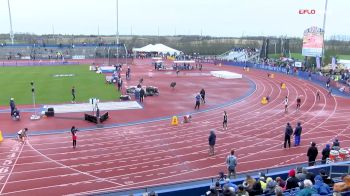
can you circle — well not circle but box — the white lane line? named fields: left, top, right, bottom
left=0, top=142, right=24, bottom=194
left=26, top=139, right=124, bottom=187
left=2, top=71, right=342, bottom=191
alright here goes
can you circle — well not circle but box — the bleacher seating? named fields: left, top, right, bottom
left=93, top=161, right=350, bottom=196
left=218, top=47, right=259, bottom=62
left=0, top=44, right=126, bottom=60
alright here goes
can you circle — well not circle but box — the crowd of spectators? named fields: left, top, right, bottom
left=205, top=168, right=350, bottom=196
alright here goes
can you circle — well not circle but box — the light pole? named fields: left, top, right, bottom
left=321, top=0, right=328, bottom=64
left=30, top=82, right=40, bottom=120
left=7, top=0, right=14, bottom=45
left=116, top=0, right=119, bottom=66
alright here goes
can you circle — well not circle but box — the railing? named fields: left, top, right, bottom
left=91, top=161, right=350, bottom=196
left=221, top=61, right=350, bottom=97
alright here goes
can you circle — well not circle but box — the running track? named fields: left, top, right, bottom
left=0, top=62, right=350, bottom=195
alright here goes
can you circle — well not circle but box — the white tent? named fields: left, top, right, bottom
left=338, top=59, right=350, bottom=70
left=132, top=44, right=153, bottom=52
left=133, top=44, right=181, bottom=55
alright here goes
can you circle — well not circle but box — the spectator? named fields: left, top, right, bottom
left=305, top=168, right=316, bottom=184
left=319, top=169, right=334, bottom=187
left=226, top=149, right=237, bottom=179
left=264, top=177, right=277, bottom=194
left=217, top=172, right=227, bottom=181
left=206, top=186, right=219, bottom=196
left=276, top=177, right=286, bottom=188
left=147, top=191, right=157, bottom=196
left=224, top=178, right=238, bottom=191
left=333, top=175, right=350, bottom=194
left=321, top=144, right=331, bottom=164
left=285, top=169, right=299, bottom=190
left=295, top=167, right=306, bottom=181
left=313, top=175, right=331, bottom=195
left=258, top=172, right=266, bottom=181
left=257, top=174, right=267, bottom=191
left=243, top=175, right=256, bottom=191
left=258, top=178, right=267, bottom=192
left=297, top=179, right=316, bottom=196
left=307, top=142, right=318, bottom=166
left=248, top=181, right=263, bottom=196
left=221, top=184, right=235, bottom=196
left=208, top=130, right=216, bottom=156
left=332, top=138, right=340, bottom=150
left=236, top=185, right=248, bottom=196
left=214, top=181, right=223, bottom=194
left=274, top=186, right=283, bottom=196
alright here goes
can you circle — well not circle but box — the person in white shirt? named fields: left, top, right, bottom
left=17, top=128, right=28, bottom=142
left=284, top=96, right=288, bottom=112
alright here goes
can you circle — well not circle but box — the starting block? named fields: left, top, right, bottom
left=261, top=97, right=268, bottom=105
left=171, top=116, right=178, bottom=126
left=281, top=83, right=286, bottom=89
left=0, top=130, right=3, bottom=142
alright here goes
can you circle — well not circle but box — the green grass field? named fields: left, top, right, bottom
left=337, top=55, right=350, bottom=60
left=0, top=65, right=120, bottom=106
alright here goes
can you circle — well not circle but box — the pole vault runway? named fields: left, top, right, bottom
left=0, top=61, right=349, bottom=195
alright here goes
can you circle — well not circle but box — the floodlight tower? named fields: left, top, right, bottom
left=7, top=0, right=14, bottom=45
left=30, top=82, right=40, bottom=120
left=116, top=0, right=119, bottom=66
left=321, top=0, right=328, bottom=63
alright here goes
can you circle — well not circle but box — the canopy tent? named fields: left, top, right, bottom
left=133, top=44, right=181, bottom=55
left=338, top=60, right=350, bottom=70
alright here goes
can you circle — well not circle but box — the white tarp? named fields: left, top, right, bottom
left=43, top=101, right=142, bottom=114
left=210, top=71, right=242, bottom=79
left=133, top=44, right=181, bottom=55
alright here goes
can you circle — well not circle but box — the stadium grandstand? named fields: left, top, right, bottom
left=0, top=43, right=128, bottom=66
left=217, top=47, right=260, bottom=62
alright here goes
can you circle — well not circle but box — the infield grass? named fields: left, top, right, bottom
left=0, top=64, right=120, bottom=106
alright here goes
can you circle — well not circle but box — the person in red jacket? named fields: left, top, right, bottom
left=71, top=126, right=78, bottom=148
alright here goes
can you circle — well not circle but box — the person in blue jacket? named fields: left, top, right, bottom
left=208, top=130, right=216, bottom=156
left=10, top=98, right=15, bottom=116
left=313, top=175, right=331, bottom=195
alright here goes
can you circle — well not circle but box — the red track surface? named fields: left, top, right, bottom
left=0, top=60, right=350, bottom=195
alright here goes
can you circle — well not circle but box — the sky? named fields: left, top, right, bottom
left=0, top=0, right=348, bottom=38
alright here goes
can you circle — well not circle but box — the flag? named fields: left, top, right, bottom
left=331, top=56, right=336, bottom=70
left=316, top=56, right=321, bottom=69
